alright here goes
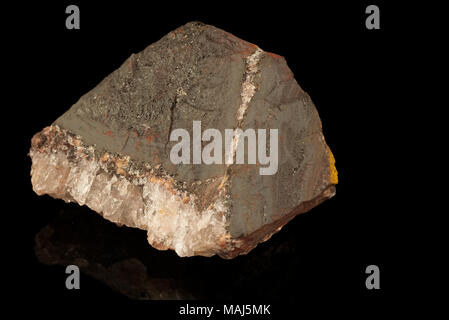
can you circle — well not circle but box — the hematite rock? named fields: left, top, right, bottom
left=29, top=22, right=338, bottom=258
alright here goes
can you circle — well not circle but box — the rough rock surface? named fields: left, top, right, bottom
left=29, top=21, right=338, bottom=259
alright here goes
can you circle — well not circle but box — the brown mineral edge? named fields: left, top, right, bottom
left=29, top=22, right=337, bottom=259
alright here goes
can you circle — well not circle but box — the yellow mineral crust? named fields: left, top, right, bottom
left=329, top=149, right=338, bottom=185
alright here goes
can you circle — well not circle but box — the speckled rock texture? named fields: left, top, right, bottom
left=29, top=22, right=338, bottom=259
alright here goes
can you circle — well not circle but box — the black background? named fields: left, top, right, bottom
left=5, top=0, right=415, bottom=315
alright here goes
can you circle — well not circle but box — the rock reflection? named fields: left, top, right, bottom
left=35, top=205, right=300, bottom=300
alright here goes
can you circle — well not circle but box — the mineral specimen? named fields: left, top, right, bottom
left=30, top=22, right=338, bottom=259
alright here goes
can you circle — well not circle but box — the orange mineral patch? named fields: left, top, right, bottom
left=328, top=149, right=338, bottom=184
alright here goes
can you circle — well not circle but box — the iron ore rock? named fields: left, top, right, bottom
left=29, top=22, right=338, bottom=259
